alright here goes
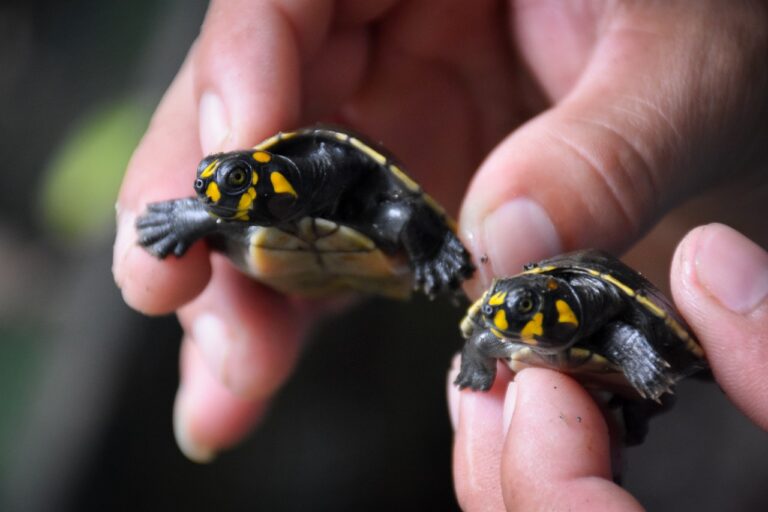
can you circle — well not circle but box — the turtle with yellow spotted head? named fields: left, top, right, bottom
left=136, top=126, right=474, bottom=299
left=455, top=249, right=708, bottom=444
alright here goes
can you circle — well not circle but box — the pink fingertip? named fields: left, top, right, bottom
left=174, top=384, right=217, bottom=464
left=174, top=337, right=269, bottom=463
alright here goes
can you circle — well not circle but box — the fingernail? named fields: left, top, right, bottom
left=479, top=199, right=561, bottom=279
left=447, top=354, right=462, bottom=430
left=192, top=314, right=232, bottom=382
left=199, top=91, right=230, bottom=154
left=502, top=381, right=517, bottom=437
left=694, top=224, right=768, bottom=314
left=173, top=386, right=217, bottom=463
left=112, top=207, right=136, bottom=289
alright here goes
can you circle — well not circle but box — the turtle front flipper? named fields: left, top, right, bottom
left=455, top=330, right=515, bottom=391
left=364, top=198, right=473, bottom=298
left=136, top=198, right=218, bottom=258
left=600, top=322, right=677, bottom=401
left=411, top=230, right=474, bottom=298
left=387, top=202, right=473, bottom=298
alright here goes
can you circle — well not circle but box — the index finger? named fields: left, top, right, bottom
left=113, top=54, right=211, bottom=314
left=113, top=0, right=314, bottom=314
left=112, top=0, right=345, bottom=314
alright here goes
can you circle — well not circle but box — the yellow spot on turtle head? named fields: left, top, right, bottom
left=493, top=309, right=509, bottom=331
left=199, top=159, right=219, bottom=179
left=488, top=291, right=507, bottom=306
left=556, top=299, right=579, bottom=326
left=253, top=151, right=271, bottom=163
left=236, top=187, right=256, bottom=217
left=205, top=181, right=221, bottom=203
left=546, top=278, right=559, bottom=291
left=520, top=313, right=544, bottom=343
left=252, top=172, right=259, bottom=185
left=270, top=171, right=298, bottom=198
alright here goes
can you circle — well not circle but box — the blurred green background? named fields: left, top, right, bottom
left=0, top=1, right=766, bottom=511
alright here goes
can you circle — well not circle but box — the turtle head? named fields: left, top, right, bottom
left=481, top=274, right=582, bottom=352
left=194, top=150, right=308, bottom=223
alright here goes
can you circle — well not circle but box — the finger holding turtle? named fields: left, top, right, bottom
left=113, top=48, right=310, bottom=461
left=450, top=225, right=768, bottom=511
left=131, top=124, right=475, bottom=463
left=671, top=224, right=768, bottom=431
left=113, top=55, right=213, bottom=315
left=114, top=0, right=487, bottom=461
left=447, top=0, right=768, bottom=507
left=112, top=0, right=768, bottom=472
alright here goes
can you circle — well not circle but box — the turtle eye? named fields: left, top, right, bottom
left=516, top=297, right=534, bottom=314
left=482, top=305, right=494, bottom=316
left=226, top=167, right=249, bottom=188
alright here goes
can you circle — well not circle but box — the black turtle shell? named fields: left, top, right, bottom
left=525, top=250, right=704, bottom=364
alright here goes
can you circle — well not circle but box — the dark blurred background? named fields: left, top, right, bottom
left=0, top=1, right=766, bottom=511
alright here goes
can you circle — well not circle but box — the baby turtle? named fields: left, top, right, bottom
left=455, top=250, right=708, bottom=444
left=136, top=126, right=473, bottom=299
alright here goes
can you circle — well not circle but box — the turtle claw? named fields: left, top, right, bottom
left=135, top=198, right=215, bottom=259
left=136, top=202, right=186, bottom=258
left=600, top=322, right=680, bottom=402
left=413, top=263, right=439, bottom=299
left=413, top=232, right=474, bottom=298
left=454, top=362, right=495, bottom=391
left=627, top=352, right=678, bottom=401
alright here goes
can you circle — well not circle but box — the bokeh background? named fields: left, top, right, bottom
left=0, top=1, right=766, bottom=511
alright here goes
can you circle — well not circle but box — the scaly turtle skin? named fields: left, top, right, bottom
left=136, top=127, right=474, bottom=299
left=455, top=250, right=708, bottom=444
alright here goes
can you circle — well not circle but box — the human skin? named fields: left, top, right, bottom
left=448, top=223, right=768, bottom=511
left=112, top=0, right=768, bottom=507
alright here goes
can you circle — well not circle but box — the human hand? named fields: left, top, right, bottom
left=112, top=0, right=768, bottom=462
left=448, top=224, right=768, bottom=511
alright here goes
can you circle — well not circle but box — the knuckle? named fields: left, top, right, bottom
left=547, top=111, right=669, bottom=239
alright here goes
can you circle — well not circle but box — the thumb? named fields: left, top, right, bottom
left=500, top=369, right=643, bottom=511
left=671, top=223, right=768, bottom=430
left=459, top=4, right=763, bottom=294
